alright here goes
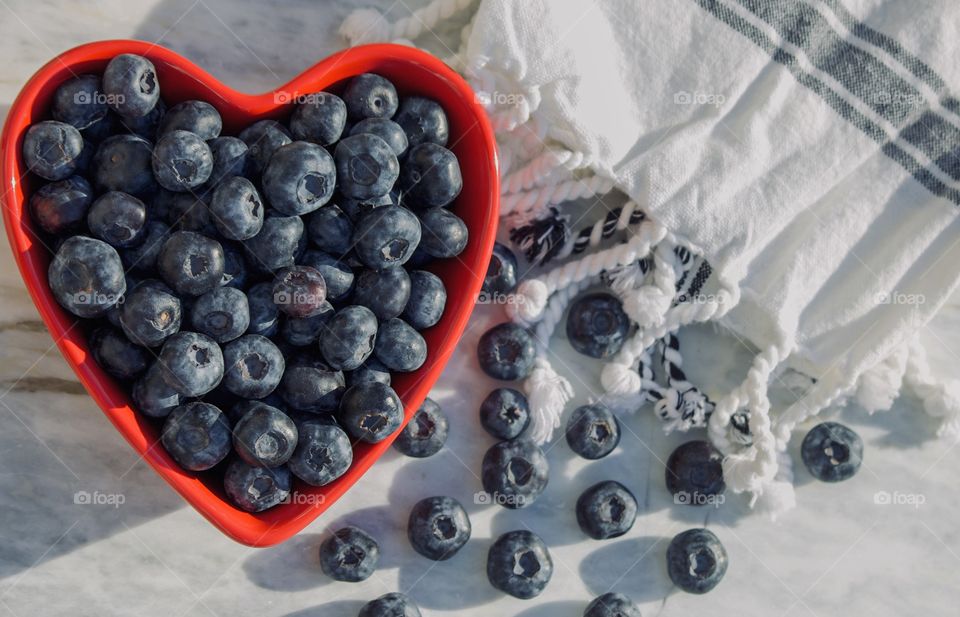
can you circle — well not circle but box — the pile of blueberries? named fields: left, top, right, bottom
left=24, top=53, right=468, bottom=517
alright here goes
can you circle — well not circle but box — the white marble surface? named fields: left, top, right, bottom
left=0, top=1, right=958, bottom=616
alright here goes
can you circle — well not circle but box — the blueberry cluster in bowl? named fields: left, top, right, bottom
left=22, top=53, right=468, bottom=513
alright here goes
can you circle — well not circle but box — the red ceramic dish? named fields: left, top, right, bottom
left=1, top=40, right=498, bottom=547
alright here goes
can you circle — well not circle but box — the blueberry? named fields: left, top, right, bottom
left=477, top=323, right=536, bottom=381
left=29, top=175, right=94, bottom=235
left=242, top=213, right=304, bottom=272
left=280, top=305, right=335, bottom=347
left=189, top=286, right=249, bottom=342
left=132, top=362, right=180, bottom=417
left=48, top=236, right=126, bottom=318
left=87, top=191, right=147, bottom=248
left=374, top=318, right=427, bottom=372
left=401, top=143, right=462, bottom=208
left=82, top=111, right=119, bottom=143
left=115, top=98, right=166, bottom=139
left=334, top=133, right=400, bottom=200
left=299, top=251, right=354, bottom=302
left=222, top=334, right=285, bottom=398
left=272, top=265, right=327, bottom=318
left=479, top=388, right=530, bottom=440
left=158, top=100, right=222, bottom=140
left=102, top=54, right=159, bottom=118
left=394, top=96, right=449, bottom=147
left=157, top=331, right=224, bottom=397
left=352, top=206, right=421, bottom=270
left=247, top=281, right=281, bottom=336
left=339, top=382, right=404, bottom=443
left=394, top=398, right=447, bottom=458
left=164, top=191, right=216, bottom=234
left=219, top=243, right=248, bottom=289
left=407, top=496, right=470, bottom=560
left=666, top=528, right=728, bottom=594
left=239, top=119, right=292, bottom=175
left=161, top=401, right=231, bottom=471
left=402, top=271, right=446, bottom=330
left=262, top=141, right=336, bottom=216
left=319, top=305, right=378, bottom=370
left=223, top=459, right=292, bottom=512
left=576, top=481, right=637, bottom=540
left=339, top=191, right=396, bottom=223
left=566, top=293, right=630, bottom=359
left=157, top=231, right=225, bottom=296
left=120, top=280, right=182, bottom=346
left=320, top=526, right=380, bottom=582
left=417, top=207, right=468, bottom=258
left=665, top=440, right=725, bottom=504
left=232, top=402, right=298, bottom=467
left=343, top=73, right=398, bottom=120
left=22, top=120, right=83, bottom=181
left=52, top=74, right=108, bottom=130
left=290, top=92, right=347, bottom=145
left=584, top=593, right=642, bottom=617
left=358, top=593, right=421, bottom=617
left=350, top=118, right=408, bottom=156
left=122, top=220, right=170, bottom=273
left=93, top=134, right=155, bottom=194
left=209, top=176, right=264, bottom=240
left=801, top=422, right=863, bottom=482
left=152, top=130, right=213, bottom=192
left=483, top=243, right=518, bottom=296
left=487, top=530, right=553, bottom=599
left=306, top=205, right=354, bottom=256
left=566, top=405, right=620, bottom=460
left=279, top=362, right=345, bottom=413
left=481, top=440, right=549, bottom=509
left=89, top=326, right=148, bottom=379
left=353, top=268, right=410, bottom=320
left=287, top=418, right=353, bottom=486
left=346, top=359, right=391, bottom=387
left=207, top=136, right=249, bottom=183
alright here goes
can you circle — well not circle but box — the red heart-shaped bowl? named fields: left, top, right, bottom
left=1, top=40, right=498, bottom=547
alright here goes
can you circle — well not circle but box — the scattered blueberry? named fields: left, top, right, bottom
left=48, top=236, right=126, bottom=318
left=487, top=530, right=553, bottom=599
left=374, top=318, right=427, bottom=372
left=477, top=323, right=536, bottom=381
left=402, top=270, right=446, bottom=330
left=209, top=176, right=264, bottom=240
left=479, top=388, right=530, bottom=440
left=584, top=593, right=642, bottom=617
left=566, top=404, right=620, bottom=460
left=190, top=286, right=249, bottom=342
left=481, top=439, right=549, bottom=509
left=119, top=279, right=182, bottom=347
left=239, top=119, right=292, bottom=175
left=343, top=73, right=398, bottom=120
left=102, top=54, right=159, bottom=118
left=306, top=205, right=354, bottom=256
left=232, top=402, right=298, bottom=467
left=152, top=129, right=213, bottom=191
left=352, top=206, right=421, bottom=270
left=23, top=120, right=84, bottom=181
left=287, top=418, right=353, bottom=486
left=394, top=96, right=448, bottom=147
left=393, top=398, right=447, bottom=458
left=263, top=141, right=336, bottom=216
left=278, top=362, right=345, bottom=413
left=801, top=422, right=863, bottom=482
left=400, top=143, right=462, bottom=208
left=566, top=292, right=630, bottom=359
left=407, top=495, right=471, bottom=560
left=242, top=213, right=304, bottom=272
left=350, top=118, right=408, bottom=156
left=335, top=133, right=400, bottom=200
left=157, top=331, right=224, bottom=397
left=87, top=191, right=147, bottom=248
left=339, top=381, right=404, bottom=443
left=132, top=362, right=181, bottom=418
left=157, top=231, right=225, bottom=296
left=417, top=207, right=468, bottom=258
left=89, top=326, right=148, bottom=379
left=29, top=175, right=94, bottom=235
left=665, top=440, right=725, bottom=504
left=666, top=528, right=728, bottom=594
left=272, top=265, right=327, bottom=318
left=358, top=593, right=421, bottom=617
left=576, top=481, right=637, bottom=540
left=320, top=526, right=380, bottom=582
left=290, top=92, right=347, bottom=145
left=158, top=100, right=222, bottom=140
left=223, top=459, right=292, bottom=512
left=92, top=134, right=155, bottom=194
left=319, top=305, right=378, bottom=370
left=160, top=401, right=231, bottom=471
left=353, top=267, right=410, bottom=321
left=52, top=74, right=108, bottom=130
left=483, top=242, right=518, bottom=297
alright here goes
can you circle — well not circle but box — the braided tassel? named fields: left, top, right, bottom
left=500, top=175, right=616, bottom=218
left=509, top=208, right=571, bottom=266
left=653, top=333, right=716, bottom=434
left=501, top=149, right=588, bottom=194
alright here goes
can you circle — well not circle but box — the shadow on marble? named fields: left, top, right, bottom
left=578, top=536, right=674, bottom=603
left=514, top=600, right=587, bottom=617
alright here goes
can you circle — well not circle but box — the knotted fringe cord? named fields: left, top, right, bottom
left=904, top=337, right=960, bottom=440
left=654, top=333, right=716, bottom=433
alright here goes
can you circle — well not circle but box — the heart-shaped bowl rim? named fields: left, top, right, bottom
left=1, top=40, right=498, bottom=547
